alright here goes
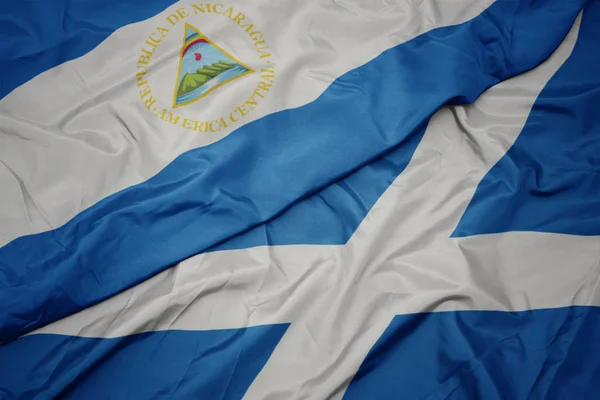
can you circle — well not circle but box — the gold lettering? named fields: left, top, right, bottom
left=144, top=95, right=157, bottom=109
left=157, top=26, right=169, bottom=37
left=149, top=33, right=162, bottom=43
left=240, top=22, right=254, bottom=33
left=176, top=7, right=189, bottom=18
left=159, top=109, right=180, bottom=125
left=206, top=118, right=227, bottom=132
left=261, top=74, right=275, bottom=85
left=182, top=118, right=193, bottom=129
left=223, top=7, right=234, bottom=19
left=193, top=120, right=205, bottom=132
left=140, top=85, right=151, bottom=98
left=260, top=70, right=275, bottom=86
left=257, top=81, right=272, bottom=92
left=145, top=39, right=158, bottom=49
left=138, top=54, right=151, bottom=66
left=253, top=87, right=265, bottom=99
left=135, top=10, right=275, bottom=124
left=233, top=12, right=245, bottom=24
left=136, top=74, right=148, bottom=87
left=260, top=67, right=276, bottom=85
left=167, top=14, right=180, bottom=26
left=254, top=40, right=268, bottom=49
left=230, top=109, right=241, bottom=123
left=258, top=49, right=272, bottom=59
left=245, top=97, right=258, bottom=108
left=238, top=104, right=250, bottom=117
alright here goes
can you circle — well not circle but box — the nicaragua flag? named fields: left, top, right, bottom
left=0, top=0, right=599, bottom=398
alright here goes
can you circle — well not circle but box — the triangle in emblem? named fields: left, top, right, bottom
left=172, top=23, right=254, bottom=108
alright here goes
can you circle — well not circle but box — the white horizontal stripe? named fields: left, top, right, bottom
left=30, top=16, right=593, bottom=399
left=0, top=0, right=493, bottom=246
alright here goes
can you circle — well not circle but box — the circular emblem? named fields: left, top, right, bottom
left=135, top=3, right=276, bottom=133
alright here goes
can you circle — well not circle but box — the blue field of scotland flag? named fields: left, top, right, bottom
left=1, top=0, right=599, bottom=398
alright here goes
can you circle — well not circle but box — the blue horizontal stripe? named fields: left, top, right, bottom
left=453, top=0, right=600, bottom=237
left=0, top=0, right=586, bottom=344
left=211, top=124, right=426, bottom=251
left=344, top=306, right=600, bottom=399
left=0, top=324, right=288, bottom=399
left=0, top=0, right=178, bottom=100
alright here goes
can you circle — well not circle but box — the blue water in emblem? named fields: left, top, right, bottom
left=176, top=64, right=249, bottom=105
